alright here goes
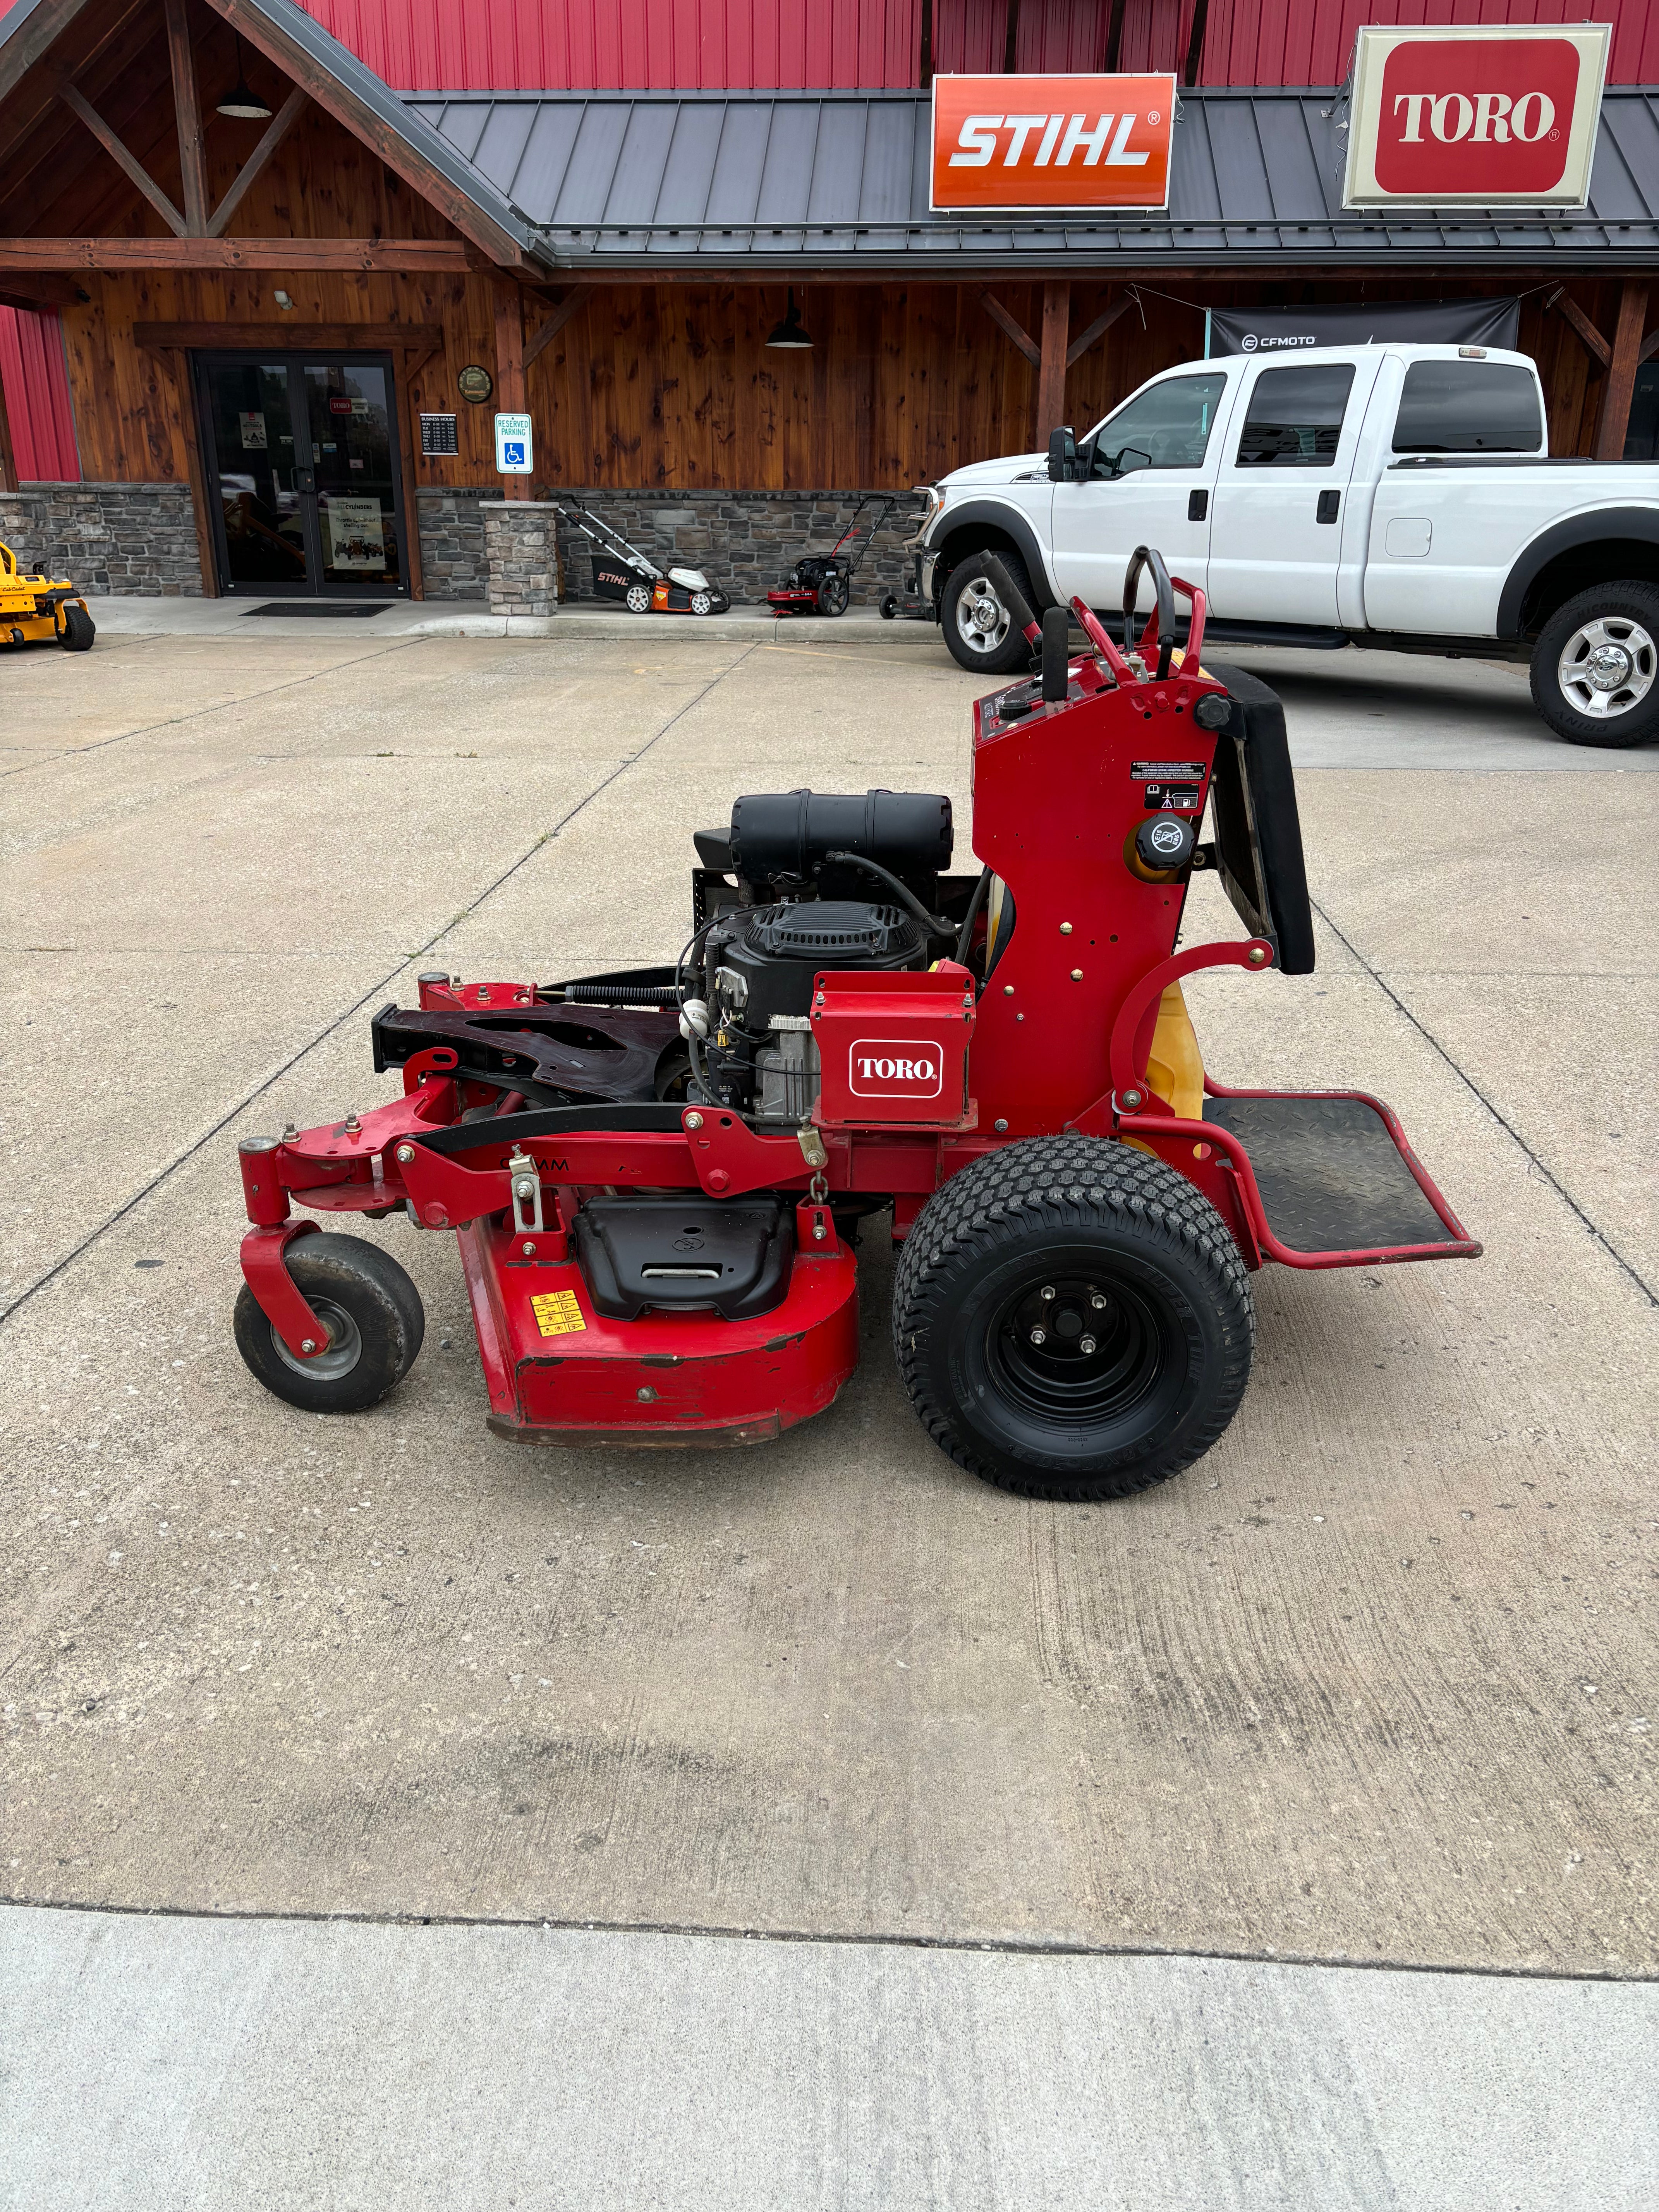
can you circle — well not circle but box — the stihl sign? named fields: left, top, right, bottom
left=931, top=74, right=1176, bottom=212
left=1344, top=24, right=1609, bottom=209
left=848, top=1041, right=944, bottom=1099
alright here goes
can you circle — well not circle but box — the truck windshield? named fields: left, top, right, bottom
left=1088, top=373, right=1228, bottom=477
left=1235, top=364, right=1355, bottom=467
left=1392, top=362, right=1544, bottom=452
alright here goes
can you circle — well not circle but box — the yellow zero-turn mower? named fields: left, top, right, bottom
left=0, top=540, right=95, bottom=650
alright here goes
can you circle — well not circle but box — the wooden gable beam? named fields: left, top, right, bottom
left=0, top=272, right=87, bottom=311
left=524, top=289, right=584, bottom=370
left=54, top=73, right=187, bottom=235
left=162, top=0, right=209, bottom=233
left=199, top=0, right=533, bottom=270
left=1065, top=294, right=1132, bottom=368
left=979, top=290, right=1040, bottom=366
left=0, top=0, right=98, bottom=105
left=206, top=85, right=306, bottom=236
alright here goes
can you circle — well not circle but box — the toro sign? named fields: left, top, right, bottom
left=931, top=74, right=1175, bottom=212
left=1343, top=23, right=1609, bottom=209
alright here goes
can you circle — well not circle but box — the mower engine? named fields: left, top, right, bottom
left=689, top=788, right=953, bottom=1119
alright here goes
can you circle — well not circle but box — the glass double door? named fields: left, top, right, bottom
left=197, top=354, right=407, bottom=595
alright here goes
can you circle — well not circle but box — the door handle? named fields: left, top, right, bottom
left=1317, top=490, right=1340, bottom=524
left=1187, top=489, right=1208, bottom=521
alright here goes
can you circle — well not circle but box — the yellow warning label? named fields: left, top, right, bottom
left=530, top=1288, right=587, bottom=1338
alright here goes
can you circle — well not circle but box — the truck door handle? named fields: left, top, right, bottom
left=1317, top=490, right=1340, bottom=524
left=1188, top=489, right=1208, bottom=521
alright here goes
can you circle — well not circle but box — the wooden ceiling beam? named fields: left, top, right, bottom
left=0, top=1, right=171, bottom=208
left=199, top=0, right=531, bottom=270
left=0, top=272, right=89, bottom=309
left=134, top=319, right=445, bottom=348
left=53, top=74, right=187, bottom=234
left=206, top=86, right=306, bottom=236
left=2, top=237, right=479, bottom=270
left=162, top=0, right=209, bottom=232
left=0, top=0, right=99, bottom=105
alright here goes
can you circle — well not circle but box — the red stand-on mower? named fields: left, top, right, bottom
left=232, top=550, right=1479, bottom=1501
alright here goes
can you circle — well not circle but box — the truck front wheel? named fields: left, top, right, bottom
left=941, top=553, right=1036, bottom=675
left=1532, top=583, right=1659, bottom=748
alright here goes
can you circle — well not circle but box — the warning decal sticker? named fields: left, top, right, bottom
left=531, top=1288, right=587, bottom=1338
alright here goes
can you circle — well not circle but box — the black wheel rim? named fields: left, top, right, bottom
left=985, top=1267, right=1184, bottom=1429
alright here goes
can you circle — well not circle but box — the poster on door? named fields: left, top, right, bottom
left=324, top=496, right=387, bottom=572
left=239, top=411, right=267, bottom=449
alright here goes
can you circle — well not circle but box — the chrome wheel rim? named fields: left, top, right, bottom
left=956, top=573, right=1011, bottom=657
left=270, top=1296, right=362, bottom=1381
left=1558, top=616, right=1656, bottom=720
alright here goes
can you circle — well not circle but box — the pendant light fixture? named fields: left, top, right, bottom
left=218, top=36, right=273, bottom=120
left=764, top=289, right=813, bottom=350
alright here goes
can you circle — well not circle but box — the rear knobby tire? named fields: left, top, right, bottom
left=1530, top=581, right=1659, bottom=749
left=891, top=1136, right=1253, bottom=1501
left=234, top=1232, right=425, bottom=1415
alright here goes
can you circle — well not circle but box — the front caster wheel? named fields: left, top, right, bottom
left=234, top=1232, right=425, bottom=1414
left=892, top=1137, right=1254, bottom=1501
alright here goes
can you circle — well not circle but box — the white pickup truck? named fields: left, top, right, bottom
left=911, top=342, right=1659, bottom=747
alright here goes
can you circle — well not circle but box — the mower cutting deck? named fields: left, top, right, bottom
left=233, top=547, right=1479, bottom=1501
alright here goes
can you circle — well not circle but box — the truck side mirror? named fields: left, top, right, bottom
left=1047, top=427, right=1077, bottom=483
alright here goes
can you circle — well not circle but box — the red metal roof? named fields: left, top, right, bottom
left=291, top=2, right=1659, bottom=92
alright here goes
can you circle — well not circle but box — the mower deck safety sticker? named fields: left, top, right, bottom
left=531, top=1288, right=586, bottom=1337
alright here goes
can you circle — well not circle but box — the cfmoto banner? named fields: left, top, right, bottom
left=1208, top=297, right=1521, bottom=359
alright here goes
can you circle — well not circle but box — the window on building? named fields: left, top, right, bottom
left=1235, top=365, right=1356, bottom=467
left=1392, top=362, right=1544, bottom=453
left=1089, top=373, right=1228, bottom=476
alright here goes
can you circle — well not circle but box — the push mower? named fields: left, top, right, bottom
left=556, top=501, right=730, bottom=617
left=231, top=546, right=1479, bottom=1502
left=1, top=539, right=94, bottom=650
left=768, top=494, right=905, bottom=617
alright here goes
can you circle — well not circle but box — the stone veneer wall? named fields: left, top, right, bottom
left=480, top=500, right=559, bottom=617
left=0, top=483, right=203, bottom=596
left=0, top=482, right=929, bottom=604
left=547, top=489, right=927, bottom=607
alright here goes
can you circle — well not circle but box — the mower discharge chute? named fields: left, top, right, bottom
left=232, top=548, right=1479, bottom=1502
left=556, top=501, right=730, bottom=616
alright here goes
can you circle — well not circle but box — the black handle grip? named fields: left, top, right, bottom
left=1041, top=604, right=1070, bottom=702
left=979, top=553, right=1037, bottom=641
left=1122, top=544, right=1177, bottom=678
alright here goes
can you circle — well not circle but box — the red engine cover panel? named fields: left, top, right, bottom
left=811, top=963, right=976, bottom=1128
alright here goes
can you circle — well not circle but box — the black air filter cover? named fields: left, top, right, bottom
left=728, top=789, right=952, bottom=890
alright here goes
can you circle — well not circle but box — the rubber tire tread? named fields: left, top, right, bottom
left=941, top=551, right=1035, bottom=676
left=234, top=1232, right=426, bottom=1415
left=58, top=602, right=95, bottom=651
left=1530, top=581, right=1659, bottom=749
left=891, top=1135, right=1254, bottom=1501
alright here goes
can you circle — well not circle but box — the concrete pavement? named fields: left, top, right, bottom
left=6, top=1903, right=1656, bottom=2211
left=2, top=624, right=1655, bottom=2199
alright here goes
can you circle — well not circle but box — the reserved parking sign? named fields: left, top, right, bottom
left=494, top=412, right=533, bottom=475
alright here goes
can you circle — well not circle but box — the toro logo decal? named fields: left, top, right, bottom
left=849, top=1040, right=944, bottom=1100
left=1345, top=25, right=1608, bottom=209
left=931, top=74, right=1175, bottom=213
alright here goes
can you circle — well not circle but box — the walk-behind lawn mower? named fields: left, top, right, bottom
left=556, top=501, right=729, bottom=616
left=1, top=539, right=95, bottom=650
left=768, top=494, right=903, bottom=617
left=232, top=547, right=1479, bottom=1502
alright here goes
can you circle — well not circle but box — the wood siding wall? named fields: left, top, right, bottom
left=58, top=265, right=1622, bottom=495
left=287, top=0, right=1659, bottom=91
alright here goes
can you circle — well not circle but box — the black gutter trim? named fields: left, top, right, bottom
left=1496, top=507, right=1659, bottom=636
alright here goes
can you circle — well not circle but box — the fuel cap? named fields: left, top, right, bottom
left=1135, top=815, right=1195, bottom=871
